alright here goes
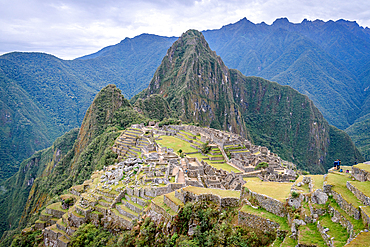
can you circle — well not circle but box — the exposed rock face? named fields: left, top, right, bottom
left=135, top=29, right=362, bottom=173
left=311, top=189, right=328, bottom=204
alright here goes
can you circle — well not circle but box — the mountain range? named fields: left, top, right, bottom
left=1, top=17, right=369, bottom=183
left=0, top=30, right=363, bottom=244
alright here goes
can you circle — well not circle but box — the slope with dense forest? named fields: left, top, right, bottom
left=0, top=35, right=175, bottom=182
left=0, top=85, right=149, bottom=245
left=134, top=30, right=363, bottom=174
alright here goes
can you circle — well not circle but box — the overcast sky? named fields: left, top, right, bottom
left=1, top=0, right=370, bottom=60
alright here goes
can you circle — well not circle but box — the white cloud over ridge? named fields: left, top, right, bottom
left=1, top=0, right=369, bottom=59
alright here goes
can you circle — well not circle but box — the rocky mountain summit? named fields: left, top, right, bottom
left=134, top=29, right=363, bottom=173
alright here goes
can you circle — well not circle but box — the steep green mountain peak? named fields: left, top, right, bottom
left=135, top=29, right=363, bottom=174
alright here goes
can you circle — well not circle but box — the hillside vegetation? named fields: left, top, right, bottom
left=134, top=30, right=363, bottom=173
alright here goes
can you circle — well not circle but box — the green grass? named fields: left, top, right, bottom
left=239, top=205, right=289, bottom=231
left=353, top=163, right=370, bottom=173
left=156, top=135, right=198, bottom=153
left=243, top=179, right=292, bottom=202
left=319, top=214, right=349, bottom=246
left=328, top=198, right=364, bottom=235
left=152, top=196, right=177, bottom=216
left=326, top=173, right=363, bottom=207
left=165, top=191, right=184, bottom=206
left=346, top=231, right=370, bottom=246
left=350, top=181, right=370, bottom=197
left=298, top=223, right=326, bottom=247
left=311, top=175, right=325, bottom=191
left=183, top=186, right=240, bottom=198
left=46, top=202, right=67, bottom=212
left=280, top=236, right=297, bottom=247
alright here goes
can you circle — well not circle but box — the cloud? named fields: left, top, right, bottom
left=0, top=0, right=369, bottom=59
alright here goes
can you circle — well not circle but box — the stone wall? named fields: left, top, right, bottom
left=175, top=189, right=239, bottom=209
left=238, top=210, right=280, bottom=233
left=150, top=200, right=174, bottom=221
left=317, top=221, right=334, bottom=247
left=332, top=190, right=361, bottom=220
left=328, top=205, right=354, bottom=239
left=164, top=195, right=181, bottom=213
left=359, top=206, right=370, bottom=229
left=352, top=167, right=370, bottom=182
left=347, top=181, right=370, bottom=206
left=244, top=189, right=287, bottom=217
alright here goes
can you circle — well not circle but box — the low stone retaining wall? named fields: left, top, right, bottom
left=175, top=189, right=239, bottom=209
left=347, top=181, right=370, bottom=206
left=238, top=211, right=280, bottom=233
left=164, top=195, right=181, bottom=213
left=106, top=209, right=133, bottom=229
left=45, top=208, right=66, bottom=219
left=317, top=221, right=334, bottom=247
left=244, top=189, right=287, bottom=217
left=332, top=190, right=361, bottom=220
left=150, top=200, right=174, bottom=221
left=328, top=205, right=354, bottom=239
left=352, top=167, right=370, bottom=182
left=359, top=206, right=370, bottom=229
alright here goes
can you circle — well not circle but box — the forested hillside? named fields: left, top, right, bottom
left=134, top=30, right=363, bottom=173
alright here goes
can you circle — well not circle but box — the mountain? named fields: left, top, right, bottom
left=2, top=17, right=370, bottom=184
left=0, top=35, right=176, bottom=183
left=133, top=30, right=364, bottom=173
left=0, top=84, right=149, bottom=244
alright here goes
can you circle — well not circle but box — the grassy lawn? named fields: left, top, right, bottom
left=346, top=231, right=370, bottom=246
left=311, top=175, right=325, bottom=191
left=152, top=195, right=177, bottom=216
left=328, top=198, right=364, bottom=235
left=319, top=214, right=349, bottom=246
left=298, top=223, right=327, bottom=247
left=165, top=191, right=184, bottom=206
left=293, top=176, right=310, bottom=193
left=207, top=162, right=240, bottom=173
left=183, top=186, right=240, bottom=198
left=47, top=202, right=67, bottom=212
left=280, top=236, right=297, bottom=247
left=353, top=163, right=370, bottom=173
left=156, top=135, right=198, bottom=153
left=243, top=179, right=292, bottom=202
left=326, top=173, right=363, bottom=207
left=350, top=181, right=370, bottom=197
left=240, top=205, right=289, bottom=231
left=180, top=130, right=196, bottom=137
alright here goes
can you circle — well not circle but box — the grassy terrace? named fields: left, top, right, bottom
left=165, top=191, right=184, bottom=206
left=328, top=198, right=364, bottom=235
left=346, top=231, right=370, bottom=246
left=156, top=135, right=240, bottom=172
left=47, top=202, right=68, bottom=212
left=152, top=196, right=177, bottom=216
left=311, top=175, right=325, bottom=191
left=293, top=176, right=310, bottom=194
left=350, top=181, right=370, bottom=197
left=326, top=173, right=363, bottom=207
left=243, top=177, right=292, bottom=202
left=319, top=214, right=349, bottom=246
left=298, top=223, right=326, bottom=247
left=353, top=163, right=370, bottom=173
left=182, top=186, right=240, bottom=198
left=239, top=205, right=289, bottom=231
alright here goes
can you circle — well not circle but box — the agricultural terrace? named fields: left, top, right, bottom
left=326, top=173, right=363, bottom=207
left=183, top=186, right=241, bottom=198
left=156, top=135, right=240, bottom=173
left=353, top=163, right=370, bottom=173
left=243, top=177, right=292, bottom=202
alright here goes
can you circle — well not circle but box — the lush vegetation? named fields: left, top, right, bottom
left=134, top=29, right=363, bottom=173
left=0, top=85, right=150, bottom=245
